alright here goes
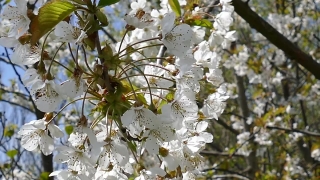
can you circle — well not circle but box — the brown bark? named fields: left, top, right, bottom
left=235, top=75, right=258, bottom=179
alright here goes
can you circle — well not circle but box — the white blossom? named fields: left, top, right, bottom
left=161, top=12, right=193, bottom=57
left=1, top=0, right=30, bottom=38
left=54, top=21, right=87, bottom=44
left=18, top=118, right=63, bottom=155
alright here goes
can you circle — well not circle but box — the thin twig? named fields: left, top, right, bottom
left=266, top=126, right=320, bottom=137
left=216, top=117, right=240, bottom=135
left=0, top=99, right=34, bottom=113
left=201, top=150, right=244, bottom=157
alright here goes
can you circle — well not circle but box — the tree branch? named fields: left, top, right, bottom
left=235, top=75, right=258, bottom=178
left=0, top=88, right=30, bottom=100
left=232, top=0, right=320, bottom=80
left=202, top=167, right=251, bottom=180
left=217, top=117, right=240, bottom=135
left=0, top=100, right=34, bottom=113
left=201, top=150, right=244, bottom=157
left=266, top=126, right=320, bottom=137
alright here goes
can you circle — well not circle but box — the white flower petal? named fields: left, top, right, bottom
left=49, top=170, right=63, bottom=177
left=195, top=121, right=208, bottom=132
left=48, top=124, right=64, bottom=138
left=145, top=136, right=159, bottom=154
left=146, top=167, right=166, bottom=177
left=59, top=79, right=86, bottom=98
left=21, top=132, right=40, bottom=151
left=53, top=153, right=69, bottom=163
left=40, top=133, right=54, bottom=155
left=161, top=12, right=175, bottom=35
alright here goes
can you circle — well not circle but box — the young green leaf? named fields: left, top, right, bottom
left=185, top=19, right=213, bottom=29
left=95, top=10, right=109, bottom=26
left=4, top=125, right=16, bottom=137
left=169, top=0, right=181, bottom=17
left=30, top=0, right=76, bottom=45
left=6, top=149, right=18, bottom=159
left=40, top=172, right=50, bottom=180
left=65, top=125, right=74, bottom=135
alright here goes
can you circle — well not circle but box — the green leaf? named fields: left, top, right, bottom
left=168, top=0, right=181, bottom=17
left=228, top=147, right=236, bottom=154
left=4, top=124, right=17, bottom=137
left=121, top=79, right=150, bottom=106
left=4, top=0, right=11, bottom=5
left=185, top=19, right=213, bottom=29
left=65, top=125, right=73, bottom=135
left=95, top=10, right=109, bottom=26
left=83, top=37, right=96, bottom=50
left=98, top=0, right=120, bottom=8
left=40, top=172, right=50, bottom=180
left=6, top=150, right=18, bottom=159
left=137, top=94, right=147, bottom=105
left=30, top=0, right=76, bottom=45
left=157, top=99, right=168, bottom=114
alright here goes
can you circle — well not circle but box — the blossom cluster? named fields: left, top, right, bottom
left=0, top=0, right=234, bottom=179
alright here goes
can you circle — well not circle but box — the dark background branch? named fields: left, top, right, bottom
left=266, top=126, right=320, bottom=137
